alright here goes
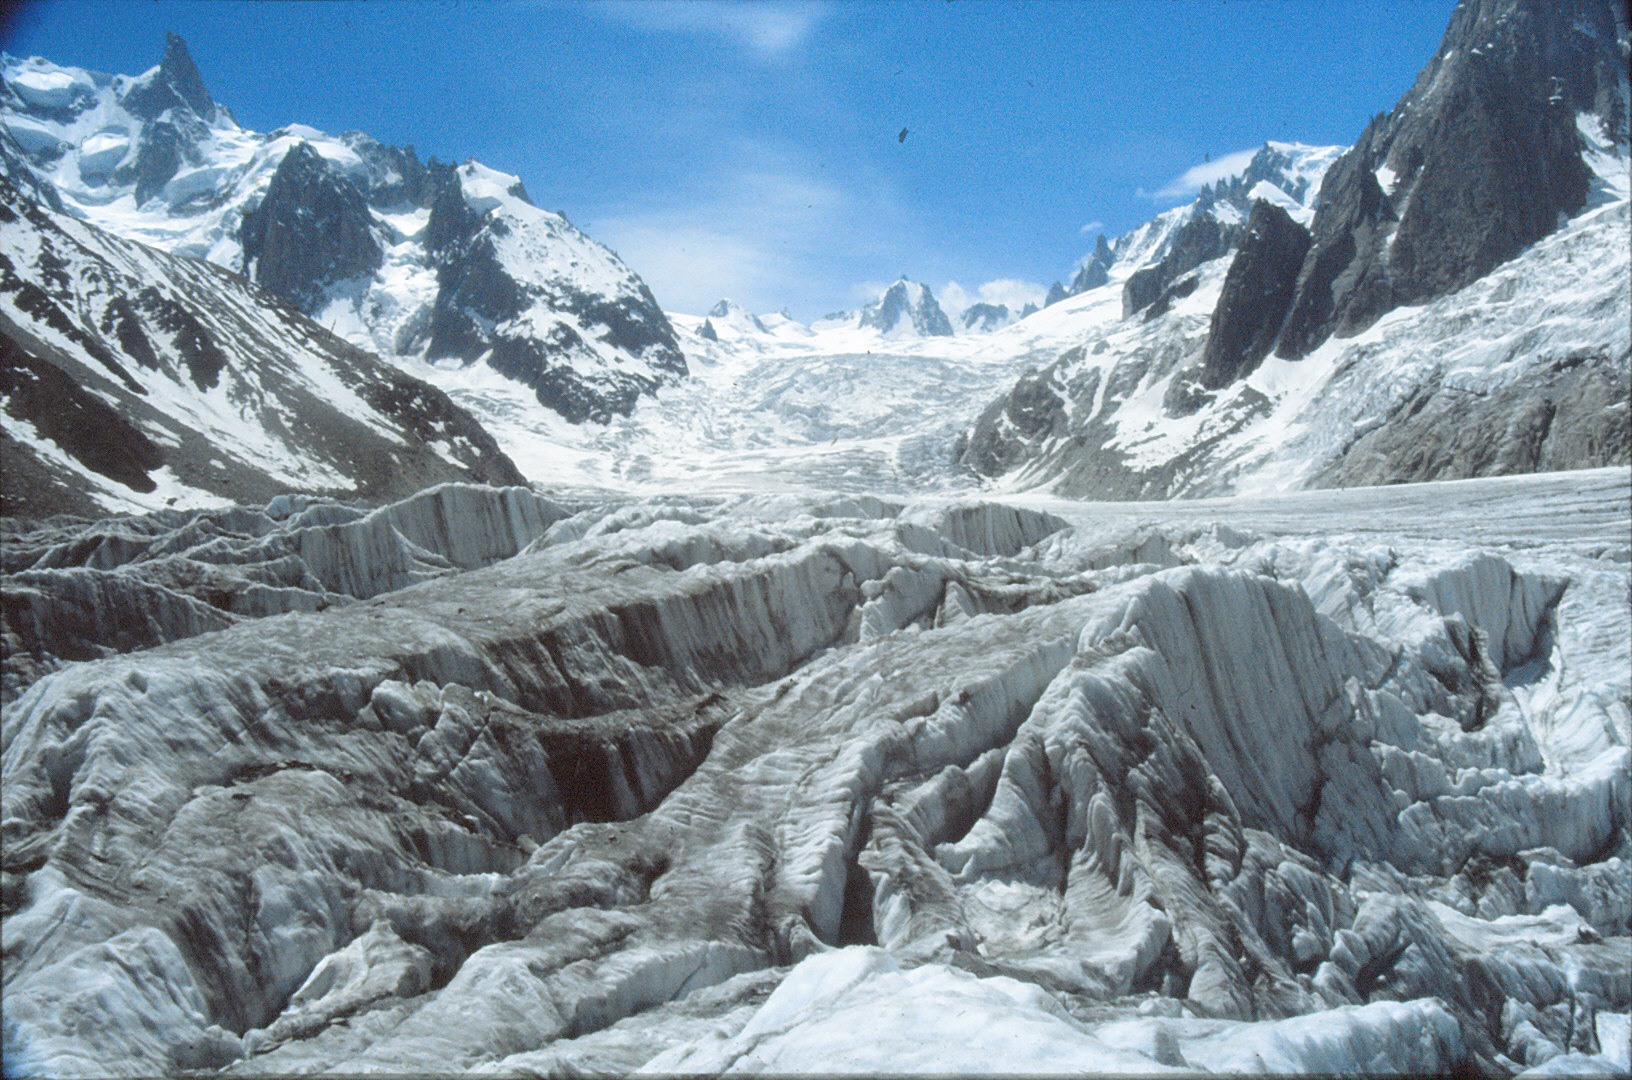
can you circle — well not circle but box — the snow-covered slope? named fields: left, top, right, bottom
left=0, top=36, right=686, bottom=427
left=1037, top=141, right=1345, bottom=319
left=0, top=179, right=524, bottom=516
left=962, top=0, right=1630, bottom=500
left=960, top=158, right=1629, bottom=499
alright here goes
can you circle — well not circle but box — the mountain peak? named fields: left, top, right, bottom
left=160, top=33, right=216, bottom=119
left=858, top=278, right=952, bottom=337
left=122, top=32, right=217, bottom=122
left=1274, top=0, right=1627, bottom=358
left=705, top=298, right=768, bottom=332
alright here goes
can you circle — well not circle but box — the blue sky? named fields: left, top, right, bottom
left=4, top=0, right=1457, bottom=319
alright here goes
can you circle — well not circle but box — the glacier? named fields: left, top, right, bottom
left=3, top=470, right=1628, bottom=1075
left=3, top=2, right=1630, bottom=1075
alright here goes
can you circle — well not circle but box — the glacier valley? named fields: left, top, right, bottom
left=2, top=0, right=1630, bottom=1075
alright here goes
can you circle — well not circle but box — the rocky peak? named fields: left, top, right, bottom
left=1276, top=0, right=1625, bottom=358
left=858, top=278, right=953, bottom=336
left=0, top=129, right=65, bottom=212
left=122, top=32, right=217, bottom=124
left=422, top=158, right=501, bottom=260
left=1199, top=199, right=1312, bottom=390
left=340, top=132, right=431, bottom=207
left=1071, top=234, right=1115, bottom=293
left=1122, top=210, right=1236, bottom=319
left=239, top=142, right=384, bottom=311
left=1218, top=143, right=1328, bottom=210
left=706, top=298, right=768, bottom=333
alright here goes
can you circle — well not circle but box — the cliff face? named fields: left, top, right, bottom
left=240, top=143, right=384, bottom=310
left=3, top=37, right=689, bottom=430
left=1276, top=0, right=1628, bottom=359
left=1199, top=200, right=1311, bottom=391
left=0, top=179, right=524, bottom=517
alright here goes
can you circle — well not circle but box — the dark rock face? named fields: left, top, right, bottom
left=1212, top=143, right=1327, bottom=208
left=957, top=366, right=1070, bottom=475
left=112, top=33, right=218, bottom=205
left=121, top=32, right=217, bottom=123
left=1276, top=0, right=1623, bottom=358
left=6, top=40, right=693, bottom=431
left=858, top=279, right=953, bottom=336
left=1138, top=269, right=1201, bottom=322
left=1071, top=235, right=1115, bottom=293
left=1043, top=281, right=1069, bottom=308
left=240, top=143, right=385, bottom=311
left=0, top=179, right=525, bottom=517
left=422, top=159, right=484, bottom=255
left=0, top=131, right=65, bottom=212
left=697, top=319, right=719, bottom=342
left=1314, top=350, right=1631, bottom=487
left=0, top=333, right=166, bottom=503
left=125, top=116, right=206, bottom=207
left=1122, top=212, right=1236, bottom=318
left=1200, top=200, right=1312, bottom=389
left=420, top=164, right=685, bottom=424
left=959, top=302, right=1010, bottom=332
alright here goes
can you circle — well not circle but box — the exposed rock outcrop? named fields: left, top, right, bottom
left=959, top=302, right=1011, bottom=333
left=111, top=34, right=218, bottom=206
left=858, top=278, right=954, bottom=337
left=1122, top=211, right=1236, bottom=319
left=1314, top=349, right=1632, bottom=487
left=1, top=38, right=689, bottom=431
left=0, top=178, right=525, bottom=516
left=422, top=162, right=687, bottom=424
left=1275, top=0, right=1626, bottom=358
left=1072, top=234, right=1115, bottom=293
left=240, top=143, right=385, bottom=311
left=120, top=32, right=217, bottom=124
left=1200, top=200, right=1312, bottom=389
left=338, top=131, right=430, bottom=207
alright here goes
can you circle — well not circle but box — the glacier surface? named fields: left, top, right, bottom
left=3, top=469, right=1628, bottom=1075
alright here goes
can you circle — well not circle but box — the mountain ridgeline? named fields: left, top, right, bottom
left=958, top=0, right=1630, bottom=498
left=0, top=0, right=1628, bottom=517
left=1, top=33, right=687, bottom=436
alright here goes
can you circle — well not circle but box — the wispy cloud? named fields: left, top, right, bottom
left=1137, top=147, right=1258, bottom=203
left=1077, top=219, right=1105, bottom=237
left=587, top=1, right=823, bottom=59
left=591, top=141, right=906, bottom=317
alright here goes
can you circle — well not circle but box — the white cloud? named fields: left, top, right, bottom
left=1077, top=219, right=1105, bottom=237
left=1137, top=147, right=1258, bottom=203
left=591, top=141, right=905, bottom=318
left=588, top=1, right=823, bottom=58
left=936, top=278, right=1047, bottom=320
